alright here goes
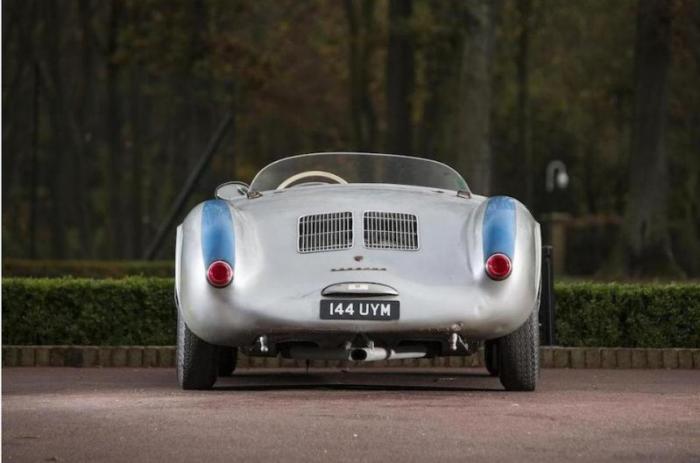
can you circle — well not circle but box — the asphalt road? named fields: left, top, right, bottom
left=3, top=368, right=700, bottom=462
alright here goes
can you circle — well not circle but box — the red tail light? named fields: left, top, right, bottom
left=485, top=253, right=512, bottom=280
left=207, top=260, right=233, bottom=287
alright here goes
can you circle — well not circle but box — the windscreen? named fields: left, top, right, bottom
left=250, top=152, right=469, bottom=192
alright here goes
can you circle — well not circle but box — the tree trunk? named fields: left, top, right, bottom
left=105, top=0, right=124, bottom=259
left=42, top=0, right=68, bottom=258
left=345, top=0, right=377, bottom=151
left=129, top=66, right=144, bottom=259
left=516, top=0, right=532, bottom=205
left=417, top=0, right=460, bottom=161
left=385, top=0, right=414, bottom=155
left=73, top=0, right=95, bottom=257
left=620, top=0, right=680, bottom=276
left=29, top=62, right=40, bottom=258
left=453, top=0, right=493, bottom=195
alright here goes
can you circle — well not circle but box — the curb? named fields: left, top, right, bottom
left=3, top=346, right=700, bottom=369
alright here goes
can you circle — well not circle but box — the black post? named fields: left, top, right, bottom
left=539, top=245, right=556, bottom=345
left=144, top=112, right=234, bottom=260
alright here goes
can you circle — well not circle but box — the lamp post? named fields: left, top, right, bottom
left=545, top=160, right=569, bottom=195
left=539, top=160, right=569, bottom=346
left=544, top=159, right=569, bottom=277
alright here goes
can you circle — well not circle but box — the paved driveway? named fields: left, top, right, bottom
left=3, top=368, right=699, bottom=462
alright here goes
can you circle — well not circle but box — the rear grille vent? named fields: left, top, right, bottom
left=363, top=212, right=419, bottom=250
left=298, top=212, right=353, bottom=253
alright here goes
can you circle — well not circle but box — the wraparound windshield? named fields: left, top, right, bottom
left=250, top=152, right=469, bottom=192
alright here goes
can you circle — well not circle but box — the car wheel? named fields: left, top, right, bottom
left=176, top=311, right=218, bottom=390
left=497, top=308, right=539, bottom=391
left=218, top=347, right=238, bottom=377
left=484, top=340, right=499, bottom=376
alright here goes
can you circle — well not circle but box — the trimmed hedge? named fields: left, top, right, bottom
left=2, top=278, right=699, bottom=347
left=2, top=259, right=174, bottom=278
left=2, top=278, right=175, bottom=345
left=555, top=282, right=700, bottom=348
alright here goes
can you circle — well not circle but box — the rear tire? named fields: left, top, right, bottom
left=484, top=340, right=499, bottom=376
left=497, top=308, right=539, bottom=391
left=177, top=311, right=218, bottom=390
left=218, top=347, right=238, bottom=377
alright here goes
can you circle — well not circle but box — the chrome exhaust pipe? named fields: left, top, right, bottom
left=350, top=346, right=428, bottom=362
left=350, top=349, right=370, bottom=361
left=286, top=346, right=429, bottom=362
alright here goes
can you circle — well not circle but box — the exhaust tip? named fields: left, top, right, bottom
left=350, top=349, right=367, bottom=361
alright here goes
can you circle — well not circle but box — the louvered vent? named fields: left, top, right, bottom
left=298, top=212, right=353, bottom=253
left=363, top=212, right=419, bottom=250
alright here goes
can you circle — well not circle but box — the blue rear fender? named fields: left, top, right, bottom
left=482, top=196, right=517, bottom=262
left=201, top=199, right=236, bottom=270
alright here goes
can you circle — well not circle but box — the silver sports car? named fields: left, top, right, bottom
left=175, top=152, right=542, bottom=390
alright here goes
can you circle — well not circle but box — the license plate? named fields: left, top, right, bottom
left=320, top=300, right=400, bottom=321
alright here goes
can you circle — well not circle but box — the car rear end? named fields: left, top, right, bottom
left=176, top=184, right=541, bottom=363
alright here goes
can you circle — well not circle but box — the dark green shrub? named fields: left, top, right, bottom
left=555, top=282, right=700, bottom=348
left=2, top=278, right=175, bottom=345
left=2, top=278, right=699, bottom=347
left=2, top=259, right=174, bottom=278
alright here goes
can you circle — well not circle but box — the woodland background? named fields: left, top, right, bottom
left=2, top=0, right=699, bottom=278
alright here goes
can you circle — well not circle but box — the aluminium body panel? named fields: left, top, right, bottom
left=176, top=184, right=541, bottom=346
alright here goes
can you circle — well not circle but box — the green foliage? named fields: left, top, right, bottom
left=3, top=0, right=699, bottom=276
left=2, top=278, right=698, bottom=347
left=2, top=278, right=175, bottom=345
left=2, top=260, right=174, bottom=278
left=555, top=282, right=700, bottom=348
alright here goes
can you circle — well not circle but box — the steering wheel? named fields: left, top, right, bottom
left=276, top=170, right=348, bottom=190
